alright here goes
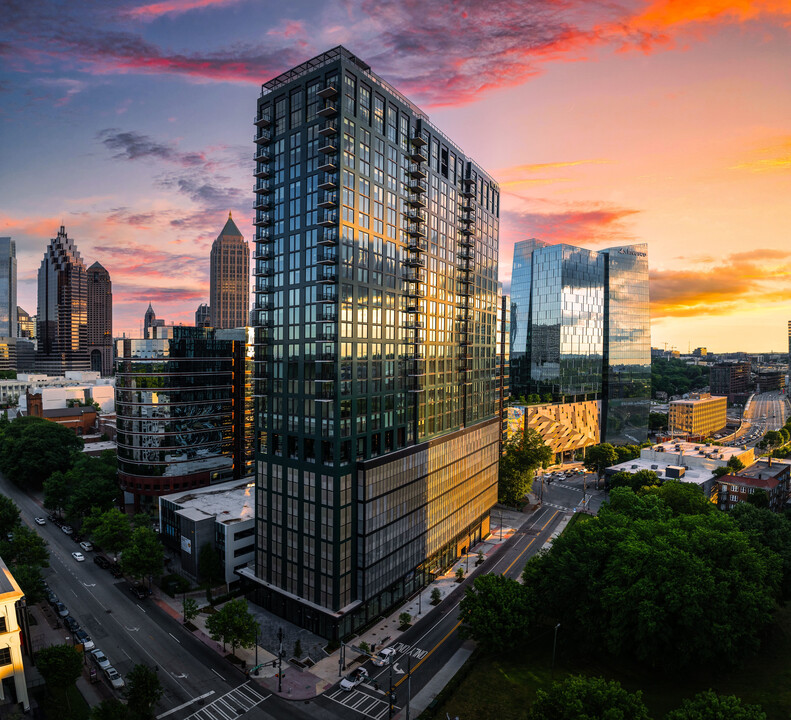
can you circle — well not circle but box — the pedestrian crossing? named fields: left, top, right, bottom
left=326, top=686, right=396, bottom=719
left=185, top=682, right=269, bottom=720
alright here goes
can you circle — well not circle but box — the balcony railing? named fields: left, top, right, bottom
left=317, top=102, right=338, bottom=118
left=404, top=208, right=426, bottom=223
left=317, top=247, right=337, bottom=265
left=317, top=158, right=337, bottom=174
left=317, top=286, right=336, bottom=303
left=409, top=145, right=428, bottom=163
left=318, top=266, right=337, bottom=284
left=403, top=255, right=425, bottom=268
left=408, top=163, right=427, bottom=180
left=318, top=227, right=339, bottom=246
left=317, top=84, right=338, bottom=99
left=254, top=213, right=272, bottom=227
left=254, top=263, right=274, bottom=278
left=254, top=148, right=272, bottom=164
left=318, top=174, right=337, bottom=191
left=254, top=164, right=272, bottom=179
left=407, top=238, right=428, bottom=253
left=317, top=327, right=337, bottom=342
left=254, top=129, right=272, bottom=145
left=255, top=228, right=273, bottom=243
left=317, top=305, right=337, bottom=322
left=317, top=192, right=337, bottom=210
left=406, top=223, right=426, bottom=239
left=254, top=180, right=271, bottom=194
left=406, top=194, right=427, bottom=208
left=253, top=198, right=272, bottom=211
left=316, top=383, right=335, bottom=401
left=318, top=209, right=338, bottom=227
left=319, top=141, right=337, bottom=155
left=254, top=112, right=271, bottom=127
left=408, top=177, right=428, bottom=194
left=319, top=118, right=338, bottom=137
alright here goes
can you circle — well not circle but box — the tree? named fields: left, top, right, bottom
left=522, top=488, right=780, bottom=669
left=11, top=564, right=47, bottom=603
left=455, top=566, right=465, bottom=582
left=650, top=480, right=714, bottom=517
left=760, top=430, right=783, bottom=452
left=205, top=598, right=259, bottom=658
left=726, top=456, right=745, bottom=474
left=665, top=690, right=766, bottom=720
left=430, top=587, right=441, bottom=605
left=527, top=675, right=650, bottom=720
left=459, top=574, right=533, bottom=653
left=64, top=454, right=119, bottom=521
left=125, top=664, right=163, bottom=720
left=83, top=508, right=132, bottom=557
left=649, top=412, right=668, bottom=432
left=91, top=700, right=130, bottom=720
left=398, top=612, right=412, bottom=629
left=614, top=445, right=641, bottom=464
left=182, top=597, right=199, bottom=624
left=43, top=471, right=70, bottom=516
left=121, top=527, right=164, bottom=583
left=609, top=470, right=659, bottom=492
left=0, top=495, right=21, bottom=535
left=6, top=526, right=49, bottom=567
left=583, top=444, right=618, bottom=480
left=0, top=416, right=83, bottom=489
left=37, top=644, right=83, bottom=710
left=198, top=543, right=223, bottom=587
left=499, top=429, right=553, bottom=507
left=745, top=489, right=770, bottom=509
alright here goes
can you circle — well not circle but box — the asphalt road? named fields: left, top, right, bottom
left=732, top=392, right=788, bottom=446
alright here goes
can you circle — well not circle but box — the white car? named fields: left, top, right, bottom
left=73, top=629, right=95, bottom=650
left=72, top=551, right=85, bottom=562
left=340, top=667, right=368, bottom=691
left=79, top=541, right=93, bottom=552
left=34, top=517, right=46, bottom=526
left=91, top=649, right=111, bottom=670
left=62, top=525, right=74, bottom=535
left=104, top=666, right=125, bottom=690
left=372, top=647, right=396, bottom=667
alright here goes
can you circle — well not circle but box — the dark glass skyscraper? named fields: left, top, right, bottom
left=87, top=261, right=113, bottom=376
left=0, top=238, right=17, bottom=338
left=248, top=47, right=499, bottom=638
left=510, top=239, right=650, bottom=444
left=36, top=226, right=89, bottom=374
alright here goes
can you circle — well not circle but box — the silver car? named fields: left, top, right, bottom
left=104, top=666, right=125, bottom=690
left=91, top=649, right=111, bottom=670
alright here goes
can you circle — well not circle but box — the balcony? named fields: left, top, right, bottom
left=254, top=148, right=272, bottom=164
left=254, top=112, right=271, bottom=127
left=459, top=211, right=476, bottom=225
left=317, top=247, right=337, bottom=265
left=407, top=237, right=428, bottom=253
left=318, top=174, right=337, bottom=191
left=411, top=131, right=427, bottom=147
left=315, top=350, right=336, bottom=362
left=408, top=359, right=426, bottom=376
left=405, top=283, right=425, bottom=298
left=459, top=333, right=472, bottom=346
left=405, top=300, right=420, bottom=314
left=404, top=270, right=423, bottom=283
left=317, top=286, right=336, bottom=303
left=457, top=281, right=473, bottom=296
left=457, top=248, right=475, bottom=261
left=254, top=164, right=272, bottom=179
left=404, top=208, right=426, bottom=224
left=253, top=328, right=272, bottom=345
left=459, top=225, right=474, bottom=236
left=408, top=163, right=428, bottom=180
left=255, top=228, right=273, bottom=243
left=252, top=379, right=269, bottom=398
left=403, top=254, right=425, bottom=268
left=256, top=299, right=274, bottom=311
left=317, top=85, right=338, bottom=100
left=405, top=320, right=424, bottom=331
left=254, top=213, right=273, bottom=227
left=319, top=119, right=338, bottom=137
left=318, top=266, right=337, bottom=284
left=254, top=129, right=272, bottom=145
left=406, top=194, right=427, bottom=208
left=255, top=263, right=274, bottom=278
left=319, top=142, right=337, bottom=155
left=461, top=178, right=476, bottom=197
left=318, top=227, right=339, bottom=246
left=254, top=180, right=271, bottom=194
left=317, top=158, right=337, bottom=174
left=317, top=305, right=337, bottom=322
left=318, top=209, right=338, bottom=227
left=409, top=145, right=428, bottom=164
left=317, top=102, right=338, bottom=118
left=317, top=327, right=337, bottom=342
left=316, top=383, right=335, bottom=401
left=458, top=234, right=475, bottom=247
left=256, top=280, right=274, bottom=293
left=253, top=249, right=274, bottom=262
left=406, top=223, right=426, bottom=239
left=318, top=192, right=337, bottom=210
left=408, top=177, right=428, bottom=194
left=457, top=268, right=472, bottom=282
left=253, top=197, right=272, bottom=212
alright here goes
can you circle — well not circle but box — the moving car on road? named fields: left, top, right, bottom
left=372, top=647, right=396, bottom=667
left=34, top=517, right=46, bottom=526
left=72, top=551, right=85, bottom=562
left=340, top=667, right=368, bottom=691
left=61, top=525, right=74, bottom=535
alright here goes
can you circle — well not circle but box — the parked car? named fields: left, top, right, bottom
left=372, top=647, right=396, bottom=667
left=94, top=555, right=110, bottom=570
left=79, top=541, right=93, bottom=552
left=104, top=666, right=125, bottom=690
left=34, top=517, right=46, bottom=526
left=61, top=525, right=74, bottom=535
left=340, top=667, right=368, bottom=691
left=54, top=602, right=69, bottom=618
left=90, top=649, right=111, bottom=670
left=72, top=551, right=86, bottom=562
left=129, top=584, right=147, bottom=600
left=46, top=590, right=59, bottom=605
left=73, top=629, right=95, bottom=650
left=109, top=564, right=123, bottom=578
left=64, top=616, right=80, bottom=633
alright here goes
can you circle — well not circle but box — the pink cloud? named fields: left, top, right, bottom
left=125, top=0, right=245, bottom=20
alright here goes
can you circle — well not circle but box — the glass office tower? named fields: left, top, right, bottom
left=510, top=239, right=650, bottom=444
left=248, top=46, right=499, bottom=639
left=0, top=238, right=16, bottom=338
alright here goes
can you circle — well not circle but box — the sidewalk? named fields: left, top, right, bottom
left=152, top=505, right=528, bottom=701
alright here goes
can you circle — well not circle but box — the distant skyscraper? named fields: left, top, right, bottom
left=0, top=238, right=17, bottom=338
left=195, top=303, right=211, bottom=327
left=143, top=303, right=164, bottom=338
left=510, top=238, right=650, bottom=444
left=496, top=285, right=511, bottom=450
left=210, top=213, right=250, bottom=329
left=248, top=47, right=499, bottom=639
left=17, top=306, right=35, bottom=339
left=87, top=262, right=113, bottom=376
left=36, top=226, right=89, bottom=374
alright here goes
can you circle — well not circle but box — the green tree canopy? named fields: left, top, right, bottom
left=665, top=690, right=766, bottom=720
left=609, top=470, right=660, bottom=492
left=0, top=416, right=83, bottom=489
left=120, top=527, right=164, bottom=582
left=745, top=489, right=770, bottom=509
left=0, top=495, right=21, bottom=535
left=649, top=412, right=668, bottom=431
left=522, top=488, right=780, bottom=670
left=91, top=700, right=130, bottom=720
left=583, top=444, right=618, bottom=479
left=648, top=480, right=714, bottom=517
left=205, top=598, right=259, bottom=658
left=759, top=430, right=783, bottom=451
left=458, top=574, right=533, bottom=653
left=125, top=664, right=163, bottom=720
left=526, top=675, right=650, bottom=720
left=37, top=644, right=83, bottom=690
left=83, top=508, right=133, bottom=557
left=498, top=429, right=553, bottom=508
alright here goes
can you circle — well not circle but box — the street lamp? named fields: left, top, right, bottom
left=551, top=623, right=561, bottom=680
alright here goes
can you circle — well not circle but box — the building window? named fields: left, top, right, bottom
left=0, top=617, right=6, bottom=633
left=0, top=647, right=10, bottom=666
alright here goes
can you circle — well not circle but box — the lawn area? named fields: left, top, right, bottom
left=430, top=604, right=791, bottom=719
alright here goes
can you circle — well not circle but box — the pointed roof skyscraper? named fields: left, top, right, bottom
left=210, top=211, right=249, bottom=329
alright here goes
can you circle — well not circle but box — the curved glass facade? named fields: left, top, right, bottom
left=115, top=327, right=253, bottom=512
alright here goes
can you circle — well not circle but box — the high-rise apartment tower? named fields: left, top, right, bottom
left=0, top=238, right=17, bottom=338
left=87, top=261, right=113, bottom=375
left=510, top=238, right=650, bottom=444
left=36, top=226, right=89, bottom=374
left=247, top=46, right=500, bottom=639
left=210, top=213, right=250, bottom=329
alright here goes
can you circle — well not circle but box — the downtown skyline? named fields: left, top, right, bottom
left=1, top=0, right=790, bottom=351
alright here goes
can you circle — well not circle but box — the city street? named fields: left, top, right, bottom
left=732, top=392, right=788, bottom=446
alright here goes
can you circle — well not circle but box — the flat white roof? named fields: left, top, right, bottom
left=609, top=458, right=713, bottom=486
left=648, top=441, right=748, bottom=461
left=160, top=477, right=255, bottom=525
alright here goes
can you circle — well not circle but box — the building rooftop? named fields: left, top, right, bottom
left=648, top=440, right=747, bottom=461
left=608, top=457, right=714, bottom=487
left=161, top=477, right=254, bottom=525
left=735, top=459, right=791, bottom=481
left=0, top=556, right=23, bottom=598
left=670, top=394, right=727, bottom=406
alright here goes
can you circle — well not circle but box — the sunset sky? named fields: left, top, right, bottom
left=1, top=0, right=790, bottom=351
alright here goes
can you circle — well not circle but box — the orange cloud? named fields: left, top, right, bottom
left=731, top=137, right=791, bottom=172
left=628, top=0, right=791, bottom=30
left=126, top=0, right=243, bottom=20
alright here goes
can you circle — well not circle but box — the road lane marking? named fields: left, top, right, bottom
left=211, top=668, right=225, bottom=680
left=156, top=690, right=215, bottom=719
left=136, top=604, right=147, bottom=613
left=168, top=632, right=181, bottom=644
left=394, top=620, right=462, bottom=688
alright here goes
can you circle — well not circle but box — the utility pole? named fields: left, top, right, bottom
left=277, top=627, right=284, bottom=693
left=551, top=623, right=561, bottom=680
left=388, top=657, right=395, bottom=719
left=338, top=640, right=344, bottom=677
left=406, top=653, right=412, bottom=720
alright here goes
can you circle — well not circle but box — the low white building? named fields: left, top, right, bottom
left=1, top=373, right=115, bottom=411
left=158, top=478, right=255, bottom=586
left=0, top=558, right=30, bottom=712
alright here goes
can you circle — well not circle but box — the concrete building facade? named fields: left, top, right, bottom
left=710, top=361, right=751, bottom=404
left=0, top=558, right=30, bottom=713
left=668, top=392, right=728, bottom=438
